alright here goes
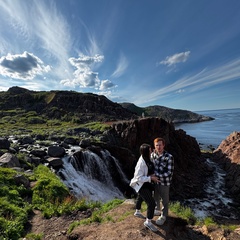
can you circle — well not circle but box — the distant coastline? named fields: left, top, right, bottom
left=175, top=108, right=240, bottom=150
left=196, top=107, right=240, bottom=113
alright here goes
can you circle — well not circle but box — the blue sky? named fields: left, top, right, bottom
left=0, top=0, right=240, bottom=111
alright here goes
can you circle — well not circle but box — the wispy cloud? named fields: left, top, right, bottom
left=135, top=58, right=240, bottom=105
left=0, top=1, right=72, bottom=79
left=111, top=53, right=128, bottom=78
left=159, top=51, right=190, bottom=66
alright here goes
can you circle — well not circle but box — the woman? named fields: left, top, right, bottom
left=130, top=143, right=160, bottom=232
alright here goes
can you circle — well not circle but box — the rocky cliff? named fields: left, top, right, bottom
left=213, top=131, right=240, bottom=204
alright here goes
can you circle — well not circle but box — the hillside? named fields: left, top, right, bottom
left=0, top=86, right=213, bottom=124
left=120, top=102, right=214, bottom=123
left=0, top=86, right=136, bottom=123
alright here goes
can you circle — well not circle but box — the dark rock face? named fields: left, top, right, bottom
left=213, top=131, right=240, bottom=204
left=103, top=117, right=209, bottom=200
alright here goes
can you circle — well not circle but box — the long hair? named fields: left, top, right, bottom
left=140, top=143, right=151, bottom=162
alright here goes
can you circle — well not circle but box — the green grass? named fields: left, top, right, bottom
left=169, top=201, right=197, bottom=225
left=0, top=165, right=105, bottom=239
left=23, top=233, right=44, bottom=240
left=0, top=109, right=110, bottom=138
left=68, top=199, right=124, bottom=233
left=81, top=122, right=111, bottom=132
left=0, top=167, right=32, bottom=240
left=169, top=201, right=239, bottom=233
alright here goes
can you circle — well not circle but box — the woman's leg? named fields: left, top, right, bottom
left=135, top=193, right=143, bottom=210
left=139, top=187, right=156, bottom=219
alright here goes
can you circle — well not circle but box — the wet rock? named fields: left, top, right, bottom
left=47, top=146, right=65, bottom=157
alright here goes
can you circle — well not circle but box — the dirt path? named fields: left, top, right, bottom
left=27, top=200, right=240, bottom=240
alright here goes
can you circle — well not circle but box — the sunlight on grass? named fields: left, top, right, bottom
left=68, top=199, right=124, bottom=233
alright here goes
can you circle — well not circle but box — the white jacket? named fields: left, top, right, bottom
left=129, top=155, right=151, bottom=193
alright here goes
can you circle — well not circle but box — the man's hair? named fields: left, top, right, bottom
left=140, top=143, right=151, bottom=161
left=153, top=137, right=165, bottom=145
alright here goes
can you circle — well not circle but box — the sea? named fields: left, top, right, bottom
left=175, top=108, right=240, bottom=219
left=175, top=108, right=240, bottom=150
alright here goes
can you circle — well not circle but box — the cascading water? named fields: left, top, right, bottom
left=58, top=149, right=130, bottom=203
left=184, top=158, right=238, bottom=220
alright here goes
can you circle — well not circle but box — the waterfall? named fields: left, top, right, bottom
left=58, top=149, right=129, bottom=203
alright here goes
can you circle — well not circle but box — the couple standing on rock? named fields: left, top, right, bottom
left=130, top=137, right=174, bottom=232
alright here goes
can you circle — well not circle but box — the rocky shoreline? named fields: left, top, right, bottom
left=0, top=118, right=240, bottom=240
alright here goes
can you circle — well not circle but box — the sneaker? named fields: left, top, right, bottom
left=154, top=210, right=161, bottom=216
left=134, top=212, right=145, bottom=219
left=144, top=221, right=158, bottom=232
left=156, top=216, right=166, bottom=225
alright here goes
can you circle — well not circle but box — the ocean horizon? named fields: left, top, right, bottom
left=175, top=108, right=240, bottom=150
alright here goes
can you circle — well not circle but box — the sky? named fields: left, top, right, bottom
left=0, top=0, right=240, bottom=112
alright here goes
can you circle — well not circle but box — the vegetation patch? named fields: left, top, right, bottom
left=169, top=201, right=197, bottom=225
left=68, top=199, right=124, bottom=233
left=0, top=167, right=32, bottom=240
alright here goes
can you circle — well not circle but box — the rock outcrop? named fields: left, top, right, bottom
left=213, top=131, right=240, bottom=204
left=103, top=117, right=211, bottom=201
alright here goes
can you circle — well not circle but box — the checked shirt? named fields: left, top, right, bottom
left=151, top=150, right=174, bottom=186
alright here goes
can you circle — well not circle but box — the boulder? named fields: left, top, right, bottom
left=0, top=138, right=10, bottom=149
left=0, top=152, right=20, bottom=168
left=46, top=157, right=63, bottom=168
left=47, top=146, right=66, bottom=157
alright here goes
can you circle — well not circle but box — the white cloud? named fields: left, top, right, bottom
left=160, top=51, right=190, bottom=66
left=0, top=52, right=50, bottom=80
left=99, top=80, right=116, bottom=90
left=176, top=89, right=185, bottom=93
left=61, top=54, right=116, bottom=91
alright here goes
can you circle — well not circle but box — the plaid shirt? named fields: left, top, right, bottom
left=151, top=150, right=174, bottom=186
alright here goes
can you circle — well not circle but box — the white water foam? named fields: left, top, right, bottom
left=58, top=149, right=128, bottom=202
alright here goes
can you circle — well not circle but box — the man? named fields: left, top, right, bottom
left=151, top=137, right=174, bottom=225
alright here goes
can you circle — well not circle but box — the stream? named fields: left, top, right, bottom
left=183, top=158, right=238, bottom=220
